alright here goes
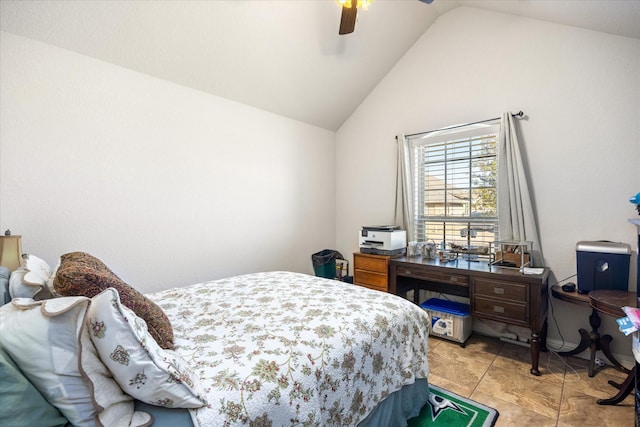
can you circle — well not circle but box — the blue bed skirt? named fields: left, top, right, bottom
left=135, top=378, right=430, bottom=427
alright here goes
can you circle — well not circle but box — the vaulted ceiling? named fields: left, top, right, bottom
left=2, top=0, right=639, bottom=131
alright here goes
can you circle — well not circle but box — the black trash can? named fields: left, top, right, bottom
left=312, top=249, right=339, bottom=279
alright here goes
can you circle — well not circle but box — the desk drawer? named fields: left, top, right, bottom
left=356, top=281, right=387, bottom=292
left=474, top=278, right=527, bottom=302
left=354, top=254, right=388, bottom=274
left=396, top=267, right=469, bottom=287
left=354, top=270, right=387, bottom=291
left=474, top=296, right=528, bottom=322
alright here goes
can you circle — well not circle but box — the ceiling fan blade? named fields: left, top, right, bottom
left=339, top=5, right=358, bottom=35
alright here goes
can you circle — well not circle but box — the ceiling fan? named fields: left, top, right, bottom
left=338, top=0, right=434, bottom=35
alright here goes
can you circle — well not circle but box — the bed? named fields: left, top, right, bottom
left=0, top=253, right=431, bottom=427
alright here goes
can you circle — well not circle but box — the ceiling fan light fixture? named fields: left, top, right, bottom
left=337, top=0, right=373, bottom=35
left=336, top=0, right=373, bottom=10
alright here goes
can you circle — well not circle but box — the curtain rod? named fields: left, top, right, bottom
left=403, top=111, right=524, bottom=139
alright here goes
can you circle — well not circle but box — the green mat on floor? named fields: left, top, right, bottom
left=407, top=384, right=499, bottom=427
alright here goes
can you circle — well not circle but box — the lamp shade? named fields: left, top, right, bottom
left=0, top=235, right=23, bottom=271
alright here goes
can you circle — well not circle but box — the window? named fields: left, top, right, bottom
left=408, top=122, right=500, bottom=254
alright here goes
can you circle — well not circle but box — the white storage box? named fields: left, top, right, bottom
left=420, top=298, right=472, bottom=345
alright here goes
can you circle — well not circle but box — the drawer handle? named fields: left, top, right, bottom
left=450, top=276, right=458, bottom=282
left=494, top=288, right=505, bottom=295
left=493, top=305, right=505, bottom=313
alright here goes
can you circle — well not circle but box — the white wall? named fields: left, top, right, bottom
left=0, top=32, right=337, bottom=293
left=336, top=7, right=640, bottom=358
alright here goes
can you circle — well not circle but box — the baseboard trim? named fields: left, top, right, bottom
left=544, top=337, right=635, bottom=370
left=471, top=328, right=635, bottom=370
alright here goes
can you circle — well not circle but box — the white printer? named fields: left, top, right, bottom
left=359, top=226, right=407, bottom=256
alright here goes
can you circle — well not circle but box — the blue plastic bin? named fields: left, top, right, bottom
left=420, top=298, right=472, bottom=344
left=420, top=298, right=470, bottom=316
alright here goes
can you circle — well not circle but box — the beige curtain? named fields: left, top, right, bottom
left=497, top=112, right=544, bottom=266
left=394, top=135, right=415, bottom=240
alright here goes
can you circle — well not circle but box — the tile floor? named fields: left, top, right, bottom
left=427, top=334, right=636, bottom=426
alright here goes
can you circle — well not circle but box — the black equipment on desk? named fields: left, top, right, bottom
left=576, top=241, right=631, bottom=294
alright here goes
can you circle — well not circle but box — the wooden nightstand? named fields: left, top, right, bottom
left=353, top=252, right=389, bottom=292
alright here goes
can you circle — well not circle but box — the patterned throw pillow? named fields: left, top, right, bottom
left=88, top=288, right=207, bottom=408
left=53, top=252, right=174, bottom=349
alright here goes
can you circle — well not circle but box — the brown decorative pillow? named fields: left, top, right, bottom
left=53, top=252, right=174, bottom=349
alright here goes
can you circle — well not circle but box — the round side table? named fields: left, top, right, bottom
left=589, top=290, right=637, bottom=405
left=550, top=285, right=628, bottom=377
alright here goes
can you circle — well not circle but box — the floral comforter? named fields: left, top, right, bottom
left=148, top=271, right=430, bottom=427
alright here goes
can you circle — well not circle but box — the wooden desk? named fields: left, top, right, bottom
left=389, top=256, right=550, bottom=375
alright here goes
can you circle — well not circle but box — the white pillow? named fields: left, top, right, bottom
left=8, top=255, right=55, bottom=300
left=23, top=254, right=53, bottom=286
left=0, top=297, right=152, bottom=427
left=88, top=287, right=207, bottom=408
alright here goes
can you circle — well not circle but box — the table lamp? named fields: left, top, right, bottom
left=0, top=231, right=23, bottom=271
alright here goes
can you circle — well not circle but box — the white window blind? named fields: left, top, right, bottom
left=409, top=122, right=500, bottom=254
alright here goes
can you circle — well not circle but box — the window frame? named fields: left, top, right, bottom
left=407, top=122, right=500, bottom=254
